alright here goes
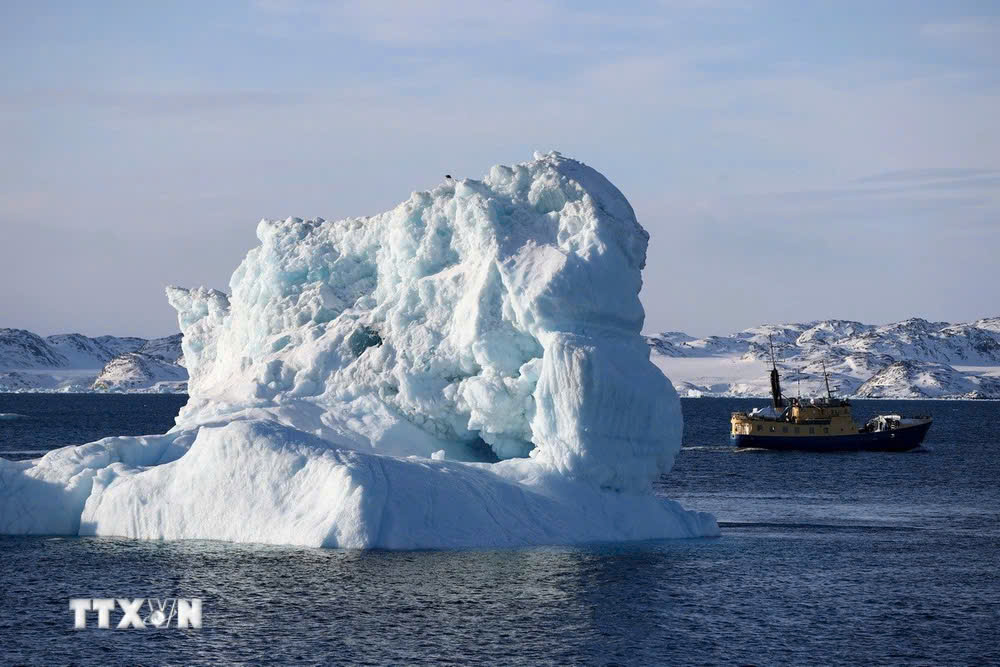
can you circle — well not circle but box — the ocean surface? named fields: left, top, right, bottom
left=0, top=393, right=187, bottom=460
left=1, top=394, right=998, bottom=665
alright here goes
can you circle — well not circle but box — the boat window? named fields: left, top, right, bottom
left=782, top=426, right=788, bottom=433
left=757, top=425, right=762, bottom=431
left=794, top=427, right=800, bottom=434
left=809, top=427, right=815, bottom=434
left=824, top=427, right=829, bottom=434
left=769, top=426, right=775, bottom=432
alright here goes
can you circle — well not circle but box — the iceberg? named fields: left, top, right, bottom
left=0, top=152, right=717, bottom=548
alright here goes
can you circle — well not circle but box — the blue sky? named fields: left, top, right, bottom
left=1, top=0, right=997, bottom=337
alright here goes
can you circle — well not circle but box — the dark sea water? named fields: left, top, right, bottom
left=1, top=395, right=998, bottom=665
left=0, top=393, right=187, bottom=459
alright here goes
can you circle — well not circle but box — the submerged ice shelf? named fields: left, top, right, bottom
left=0, top=152, right=717, bottom=548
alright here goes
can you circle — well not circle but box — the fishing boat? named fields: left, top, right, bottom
left=730, top=339, right=932, bottom=452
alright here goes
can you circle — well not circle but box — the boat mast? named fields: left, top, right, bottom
left=822, top=360, right=833, bottom=400
left=768, top=335, right=784, bottom=408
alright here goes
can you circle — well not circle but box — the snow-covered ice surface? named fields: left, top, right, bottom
left=0, top=152, right=717, bottom=548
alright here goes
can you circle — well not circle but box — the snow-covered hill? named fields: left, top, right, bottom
left=93, top=351, right=187, bottom=392
left=0, top=329, right=69, bottom=369
left=648, top=317, right=1000, bottom=399
left=0, top=330, right=186, bottom=393
left=46, top=333, right=138, bottom=368
left=855, top=360, right=1000, bottom=399
left=136, top=333, right=184, bottom=364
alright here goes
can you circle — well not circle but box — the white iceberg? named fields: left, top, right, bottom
left=0, top=152, right=717, bottom=548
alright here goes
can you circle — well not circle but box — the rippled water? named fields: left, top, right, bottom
left=1, top=395, right=998, bottom=664
left=0, top=393, right=186, bottom=459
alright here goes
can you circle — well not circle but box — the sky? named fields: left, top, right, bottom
left=1, top=0, right=998, bottom=338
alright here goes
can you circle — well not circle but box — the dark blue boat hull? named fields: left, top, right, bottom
left=732, top=421, right=931, bottom=452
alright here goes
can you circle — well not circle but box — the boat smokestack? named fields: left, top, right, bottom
left=768, top=335, right=783, bottom=408
left=770, top=367, right=783, bottom=408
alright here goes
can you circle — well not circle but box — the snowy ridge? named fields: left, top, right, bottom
left=0, top=329, right=69, bottom=369
left=649, top=317, right=1000, bottom=399
left=93, top=351, right=187, bottom=392
left=1, top=152, right=717, bottom=549
left=0, top=330, right=185, bottom=393
left=137, top=333, right=184, bottom=364
left=855, top=361, right=1000, bottom=399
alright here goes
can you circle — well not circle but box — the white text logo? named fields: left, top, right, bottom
left=69, top=598, right=202, bottom=629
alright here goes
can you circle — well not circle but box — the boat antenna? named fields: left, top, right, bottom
left=822, top=360, right=833, bottom=400
left=768, top=335, right=784, bottom=408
